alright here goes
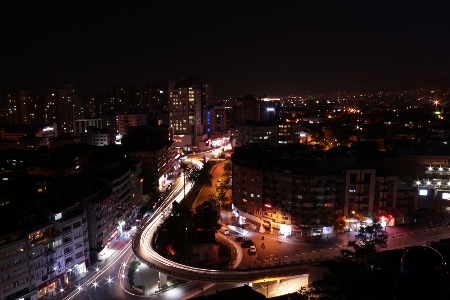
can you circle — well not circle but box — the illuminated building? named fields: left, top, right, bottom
left=55, top=84, right=76, bottom=134
left=232, top=146, right=411, bottom=237
left=234, top=120, right=310, bottom=148
left=73, top=118, right=102, bottom=136
left=28, top=224, right=65, bottom=299
left=126, top=141, right=176, bottom=189
left=39, top=198, right=90, bottom=283
left=117, top=113, right=146, bottom=136
left=169, top=77, right=210, bottom=150
left=203, top=105, right=226, bottom=133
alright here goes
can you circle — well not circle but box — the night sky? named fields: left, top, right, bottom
left=1, top=1, right=449, bottom=103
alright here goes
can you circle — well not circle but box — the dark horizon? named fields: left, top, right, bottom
left=1, top=1, right=450, bottom=102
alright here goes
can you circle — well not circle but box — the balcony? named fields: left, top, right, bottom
left=64, top=249, right=73, bottom=256
left=65, top=259, right=74, bottom=267
left=44, top=248, right=55, bottom=256
left=45, top=259, right=55, bottom=267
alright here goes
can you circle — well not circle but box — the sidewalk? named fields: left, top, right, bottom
left=220, top=209, right=449, bottom=249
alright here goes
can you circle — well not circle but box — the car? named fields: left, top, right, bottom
left=248, top=245, right=257, bottom=254
left=219, top=228, right=230, bottom=235
left=241, top=240, right=254, bottom=248
left=235, top=235, right=244, bottom=242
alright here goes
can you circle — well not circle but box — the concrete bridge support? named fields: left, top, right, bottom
left=159, top=272, right=167, bottom=288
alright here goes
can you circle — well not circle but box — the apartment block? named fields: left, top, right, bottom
left=28, top=224, right=65, bottom=298
left=39, top=199, right=89, bottom=280
left=0, top=234, right=32, bottom=300
left=118, top=114, right=147, bottom=136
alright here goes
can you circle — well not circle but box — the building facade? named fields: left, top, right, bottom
left=0, top=233, right=32, bottom=300
left=73, top=119, right=102, bottom=136
left=55, top=84, right=76, bottom=134
left=28, top=224, right=65, bottom=299
left=117, top=114, right=147, bottom=136
left=231, top=146, right=413, bottom=237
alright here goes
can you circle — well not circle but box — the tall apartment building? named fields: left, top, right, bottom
left=100, top=115, right=118, bottom=140
left=259, top=97, right=280, bottom=121
left=28, top=224, right=65, bottom=299
left=55, top=84, right=76, bottom=134
left=18, top=86, right=41, bottom=125
left=6, top=93, right=19, bottom=125
left=168, top=77, right=212, bottom=149
left=6, top=86, right=42, bottom=125
left=0, top=232, right=32, bottom=300
left=232, top=95, right=260, bottom=126
left=114, top=86, right=136, bottom=114
left=39, top=200, right=89, bottom=280
left=231, top=146, right=413, bottom=237
left=232, top=152, right=346, bottom=235
left=73, top=119, right=102, bottom=136
left=128, top=161, right=143, bottom=209
left=66, top=177, right=117, bottom=261
left=117, top=114, right=147, bottom=136
left=84, top=127, right=112, bottom=146
left=203, top=106, right=226, bottom=133
left=141, top=82, right=168, bottom=113
left=42, top=92, right=56, bottom=125
left=97, top=166, right=132, bottom=224
left=169, top=83, right=202, bottom=148
left=127, top=141, right=176, bottom=189
left=202, top=83, right=214, bottom=107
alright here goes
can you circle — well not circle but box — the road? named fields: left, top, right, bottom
left=55, top=153, right=450, bottom=300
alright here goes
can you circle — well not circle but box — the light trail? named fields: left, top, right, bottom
left=133, top=171, right=308, bottom=284
left=63, top=242, right=133, bottom=300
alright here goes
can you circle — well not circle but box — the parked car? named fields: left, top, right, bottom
left=235, top=235, right=245, bottom=242
left=248, top=245, right=257, bottom=254
left=219, top=228, right=230, bottom=235
left=241, top=240, right=254, bottom=248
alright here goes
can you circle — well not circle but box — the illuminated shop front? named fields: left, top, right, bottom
left=37, top=274, right=66, bottom=298
left=72, top=262, right=86, bottom=277
left=210, top=136, right=230, bottom=148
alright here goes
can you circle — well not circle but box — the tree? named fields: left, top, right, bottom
left=298, top=273, right=342, bottom=300
left=223, top=160, right=232, bottom=173
left=340, top=218, right=388, bottom=268
left=215, top=183, right=229, bottom=209
left=156, top=202, right=200, bottom=262
left=190, top=162, right=213, bottom=188
left=205, top=194, right=220, bottom=213
left=192, top=201, right=221, bottom=231
left=321, top=213, right=347, bottom=237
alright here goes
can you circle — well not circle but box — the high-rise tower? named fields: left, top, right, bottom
left=55, top=84, right=75, bottom=133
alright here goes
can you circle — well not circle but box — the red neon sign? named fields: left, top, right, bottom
left=264, top=204, right=272, bottom=208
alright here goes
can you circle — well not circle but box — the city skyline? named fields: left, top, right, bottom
left=1, top=1, right=449, bottom=103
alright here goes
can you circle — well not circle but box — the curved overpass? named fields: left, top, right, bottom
left=132, top=175, right=308, bottom=284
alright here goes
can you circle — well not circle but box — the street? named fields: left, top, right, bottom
left=54, top=157, right=450, bottom=300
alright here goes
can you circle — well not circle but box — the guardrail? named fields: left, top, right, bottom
left=132, top=182, right=312, bottom=284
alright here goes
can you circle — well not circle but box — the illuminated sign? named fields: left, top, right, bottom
left=264, top=204, right=272, bottom=208
left=419, top=189, right=428, bottom=196
left=443, top=193, right=450, bottom=199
